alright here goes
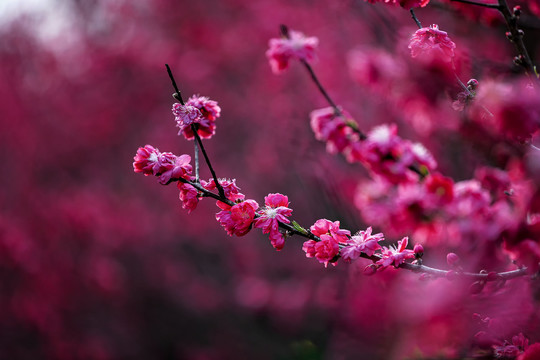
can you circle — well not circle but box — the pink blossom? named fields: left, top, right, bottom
left=186, top=95, right=221, bottom=121
left=519, top=343, right=540, bottom=360
left=266, top=29, right=318, bottom=74
left=173, top=95, right=221, bottom=140
left=254, top=193, right=292, bottom=250
left=133, top=145, right=160, bottom=175
left=310, top=107, right=357, bottom=154
left=178, top=182, right=199, bottom=213
left=376, top=237, right=415, bottom=268
left=399, top=0, right=430, bottom=9
left=346, top=124, right=437, bottom=183
left=469, top=79, right=540, bottom=141
left=408, top=24, right=456, bottom=63
left=202, top=178, right=244, bottom=202
left=310, top=219, right=351, bottom=243
left=302, top=234, right=340, bottom=267
left=215, top=199, right=259, bottom=237
left=341, top=227, right=384, bottom=262
left=172, top=104, right=202, bottom=126
left=156, top=154, right=193, bottom=185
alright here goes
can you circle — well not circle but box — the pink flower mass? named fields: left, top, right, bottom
left=408, top=24, right=456, bottom=63
left=9, top=1, right=540, bottom=359
left=266, top=29, right=319, bottom=74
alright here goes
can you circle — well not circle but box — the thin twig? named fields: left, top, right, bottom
left=410, top=9, right=422, bottom=29
left=165, top=64, right=185, bottom=105
left=191, top=126, right=226, bottom=199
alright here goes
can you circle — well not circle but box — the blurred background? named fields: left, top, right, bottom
left=1, top=0, right=539, bottom=359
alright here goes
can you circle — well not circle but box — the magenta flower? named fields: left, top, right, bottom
left=254, top=193, right=292, bottom=250
left=178, top=182, right=199, bottom=213
left=346, top=124, right=437, bottom=184
left=202, top=178, right=244, bottom=202
left=341, top=227, right=384, bottom=262
left=155, top=153, right=193, bottom=185
left=266, top=29, right=318, bottom=74
left=408, top=24, right=456, bottom=63
left=133, top=145, right=160, bottom=175
left=302, top=234, right=340, bottom=267
left=376, top=237, right=415, bottom=268
left=172, top=104, right=202, bottom=126
left=310, top=107, right=357, bottom=154
left=173, top=95, right=221, bottom=140
left=216, top=199, right=259, bottom=237
left=310, top=219, right=350, bottom=243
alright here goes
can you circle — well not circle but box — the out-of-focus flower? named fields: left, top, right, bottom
left=408, top=24, right=456, bottom=63
left=310, top=106, right=357, bottom=154
left=254, top=193, right=292, bottom=250
left=266, top=29, right=318, bottom=74
left=341, top=227, right=384, bottom=262
left=469, top=79, right=540, bottom=141
left=133, top=145, right=160, bottom=175
left=346, top=124, right=437, bottom=183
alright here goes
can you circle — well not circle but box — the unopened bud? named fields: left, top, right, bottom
left=413, top=244, right=424, bottom=258
left=514, top=55, right=524, bottom=66
left=513, top=5, right=521, bottom=17
left=447, top=252, right=460, bottom=267
left=467, top=79, right=479, bottom=90
left=517, top=29, right=524, bottom=37
left=506, top=31, right=513, bottom=41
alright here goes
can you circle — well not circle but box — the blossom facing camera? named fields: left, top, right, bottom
left=408, top=24, right=456, bottom=64
left=266, top=29, right=318, bottom=74
left=173, top=95, right=221, bottom=140
left=133, top=145, right=160, bottom=175
left=254, top=193, right=293, bottom=250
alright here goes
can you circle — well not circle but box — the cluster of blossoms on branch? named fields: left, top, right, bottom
left=134, top=0, right=540, bottom=353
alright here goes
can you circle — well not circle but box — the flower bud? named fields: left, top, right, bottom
left=446, top=252, right=460, bottom=267
left=467, top=78, right=479, bottom=90
left=513, top=5, right=521, bottom=17
left=413, top=243, right=424, bottom=258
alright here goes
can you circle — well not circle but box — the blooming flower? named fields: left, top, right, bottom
left=133, top=145, right=160, bottom=175
left=155, top=153, right=193, bottom=185
left=202, top=178, right=244, bottom=202
left=178, top=182, right=199, bottom=213
left=302, top=235, right=340, bottom=267
left=408, top=24, right=456, bottom=63
left=376, top=237, right=415, bottom=268
left=266, top=29, right=318, bottom=74
left=173, top=95, right=221, bottom=140
left=310, top=219, right=350, bottom=243
left=341, top=227, right=384, bottom=262
left=216, top=199, right=259, bottom=237
left=254, top=193, right=292, bottom=250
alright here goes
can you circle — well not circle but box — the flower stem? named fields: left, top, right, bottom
left=410, top=9, right=422, bottom=29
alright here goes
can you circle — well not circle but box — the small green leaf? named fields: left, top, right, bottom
left=292, top=221, right=308, bottom=235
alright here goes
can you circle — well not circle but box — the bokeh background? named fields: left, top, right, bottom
left=1, top=0, right=540, bottom=359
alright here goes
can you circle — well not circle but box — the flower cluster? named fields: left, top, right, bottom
left=133, top=145, right=193, bottom=185
left=408, top=24, right=456, bottom=64
left=172, top=95, right=221, bottom=140
left=266, top=29, right=318, bottom=74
